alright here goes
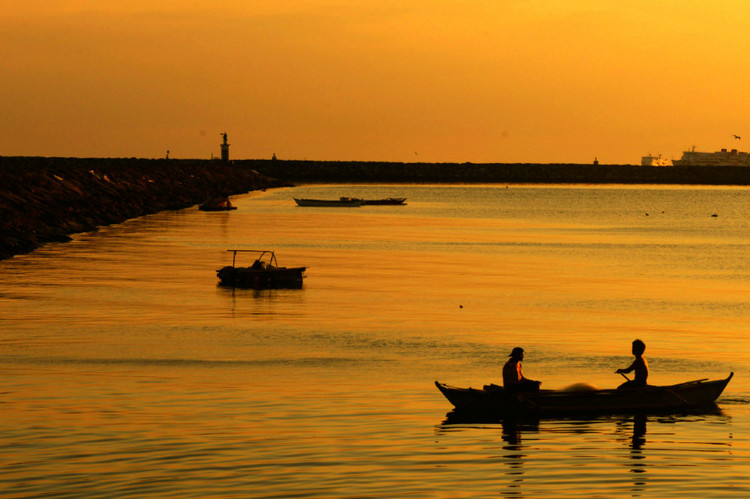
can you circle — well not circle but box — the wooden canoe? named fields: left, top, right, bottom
left=435, top=373, right=733, bottom=415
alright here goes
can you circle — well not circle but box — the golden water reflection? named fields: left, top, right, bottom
left=3, top=184, right=750, bottom=496
left=438, top=408, right=733, bottom=498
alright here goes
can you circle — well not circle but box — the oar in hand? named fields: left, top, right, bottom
left=617, top=371, right=630, bottom=381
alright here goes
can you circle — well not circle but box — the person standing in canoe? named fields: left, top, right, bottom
left=503, top=347, right=541, bottom=392
left=616, top=339, right=649, bottom=389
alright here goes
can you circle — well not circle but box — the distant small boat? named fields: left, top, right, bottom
left=361, top=197, right=407, bottom=205
left=294, top=197, right=364, bottom=207
left=435, top=373, right=733, bottom=415
left=200, top=197, right=237, bottom=211
left=217, top=250, right=306, bottom=289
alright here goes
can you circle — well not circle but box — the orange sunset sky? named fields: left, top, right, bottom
left=2, top=1, right=749, bottom=164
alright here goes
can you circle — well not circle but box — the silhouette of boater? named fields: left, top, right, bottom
left=616, top=339, right=649, bottom=389
left=503, top=347, right=541, bottom=392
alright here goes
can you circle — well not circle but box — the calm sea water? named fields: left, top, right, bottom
left=1, top=184, right=749, bottom=497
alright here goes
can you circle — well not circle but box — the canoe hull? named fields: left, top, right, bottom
left=435, top=373, right=733, bottom=415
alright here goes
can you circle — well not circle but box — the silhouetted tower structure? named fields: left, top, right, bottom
left=220, top=132, right=230, bottom=162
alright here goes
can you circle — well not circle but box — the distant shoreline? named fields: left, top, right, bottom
left=3, top=156, right=750, bottom=260
left=245, top=159, right=750, bottom=185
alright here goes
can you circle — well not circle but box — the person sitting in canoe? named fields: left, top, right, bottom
left=616, top=339, right=649, bottom=389
left=503, top=347, right=541, bottom=392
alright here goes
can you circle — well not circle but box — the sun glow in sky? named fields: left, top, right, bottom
left=2, top=1, right=750, bottom=163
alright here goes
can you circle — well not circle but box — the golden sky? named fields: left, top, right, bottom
left=2, top=1, right=749, bottom=163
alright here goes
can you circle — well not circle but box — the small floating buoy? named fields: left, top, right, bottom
left=711, top=213, right=718, bottom=217
left=459, top=305, right=463, bottom=309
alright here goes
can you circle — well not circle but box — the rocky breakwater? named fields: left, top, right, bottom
left=0, top=157, right=289, bottom=260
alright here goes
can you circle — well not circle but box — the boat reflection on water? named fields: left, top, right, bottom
left=439, top=410, right=541, bottom=447
left=440, top=405, right=727, bottom=428
left=629, top=413, right=648, bottom=493
left=500, top=418, right=534, bottom=497
left=617, top=407, right=731, bottom=494
left=438, top=407, right=731, bottom=497
left=439, top=411, right=540, bottom=497
left=631, top=413, right=647, bottom=450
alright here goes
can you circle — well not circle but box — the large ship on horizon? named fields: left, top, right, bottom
left=672, top=146, right=750, bottom=166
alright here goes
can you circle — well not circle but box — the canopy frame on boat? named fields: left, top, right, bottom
left=227, top=249, right=279, bottom=268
